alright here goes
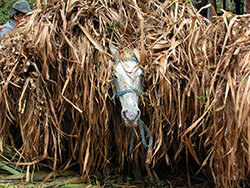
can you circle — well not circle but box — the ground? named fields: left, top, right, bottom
left=0, top=170, right=213, bottom=188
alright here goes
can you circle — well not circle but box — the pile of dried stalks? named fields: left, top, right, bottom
left=0, top=0, right=249, bottom=186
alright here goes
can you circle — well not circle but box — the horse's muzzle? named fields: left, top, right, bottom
left=122, top=108, right=141, bottom=127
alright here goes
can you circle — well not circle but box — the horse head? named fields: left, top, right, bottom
left=110, top=44, right=142, bottom=127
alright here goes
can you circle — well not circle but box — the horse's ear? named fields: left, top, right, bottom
left=109, top=43, right=119, bottom=58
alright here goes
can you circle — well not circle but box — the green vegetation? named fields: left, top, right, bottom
left=0, top=146, right=24, bottom=175
left=0, top=0, right=35, bottom=25
left=0, top=170, right=210, bottom=188
left=216, top=0, right=246, bottom=14
left=192, top=0, right=246, bottom=14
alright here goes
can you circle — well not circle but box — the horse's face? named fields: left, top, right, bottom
left=113, top=59, right=142, bottom=127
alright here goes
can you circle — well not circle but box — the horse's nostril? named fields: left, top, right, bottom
left=137, top=110, right=141, bottom=117
left=122, top=110, right=128, bottom=118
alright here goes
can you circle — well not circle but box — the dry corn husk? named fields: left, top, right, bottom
left=0, top=0, right=250, bottom=187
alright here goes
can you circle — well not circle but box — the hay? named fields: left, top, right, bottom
left=0, top=0, right=250, bottom=187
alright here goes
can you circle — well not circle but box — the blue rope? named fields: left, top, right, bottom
left=114, top=57, right=138, bottom=65
left=112, top=88, right=141, bottom=100
left=129, top=119, right=153, bottom=153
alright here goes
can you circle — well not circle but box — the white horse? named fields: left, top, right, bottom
left=110, top=43, right=152, bottom=156
left=110, top=44, right=153, bottom=182
left=110, top=44, right=142, bottom=127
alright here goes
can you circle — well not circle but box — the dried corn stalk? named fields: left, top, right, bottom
left=0, top=0, right=249, bottom=187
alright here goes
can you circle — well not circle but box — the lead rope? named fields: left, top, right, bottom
left=129, top=119, right=153, bottom=153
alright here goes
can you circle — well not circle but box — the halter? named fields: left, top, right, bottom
left=112, top=58, right=142, bottom=100
left=112, top=89, right=141, bottom=99
left=112, top=58, right=153, bottom=153
left=113, top=57, right=138, bottom=66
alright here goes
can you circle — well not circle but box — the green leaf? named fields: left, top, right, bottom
left=63, top=184, right=88, bottom=188
left=108, top=22, right=121, bottom=30
left=5, top=173, right=25, bottom=180
left=0, top=161, right=21, bottom=175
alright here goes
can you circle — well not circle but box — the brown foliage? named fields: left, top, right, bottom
left=0, top=0, right=250, bottom=187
